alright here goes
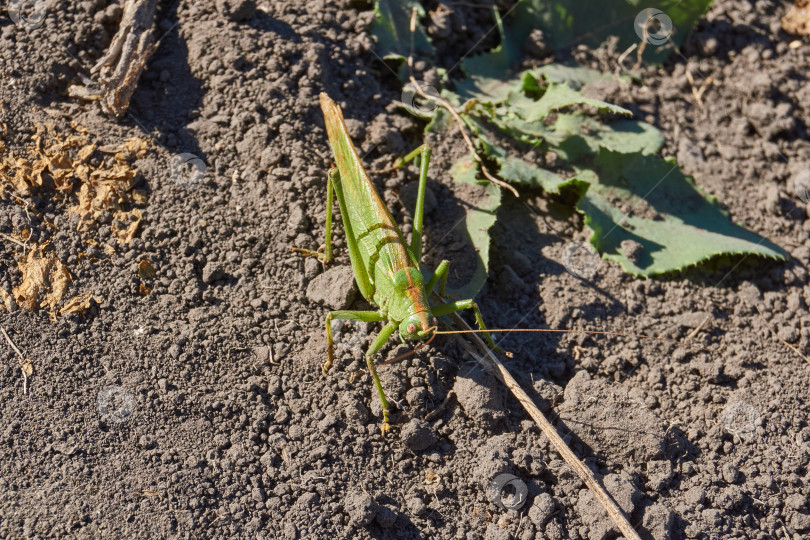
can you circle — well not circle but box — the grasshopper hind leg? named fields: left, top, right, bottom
left=324, top=310, right=386, bottom=374
left=291, top=168, right=336, bottom=263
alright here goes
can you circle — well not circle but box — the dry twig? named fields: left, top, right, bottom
left=405, top=8, right=519, bottom=198
left=1, top=327, right=32, bottom=394
left=754, top=304, right=810, bottom=366
left=440, top=302, right=641, bottom=540
left=685, top=69, right=714, bottom=108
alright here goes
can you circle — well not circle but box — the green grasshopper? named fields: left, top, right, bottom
left=295, top=93, right=499, bottom=434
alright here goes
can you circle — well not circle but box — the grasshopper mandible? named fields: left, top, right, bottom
left=295, top=93, right=499, bottom=434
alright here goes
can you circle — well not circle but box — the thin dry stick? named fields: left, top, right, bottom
left=754, top=304, right=810, bottom=366
left=684, top=314, right=712, bottom=342
left=424, top=389, right=456, bottom=421
left=442, top=308, right=642, bottom=540
left=1, top=327, right=29, bottom=394
left=0, top=232, right=25, bottom=247
left=615, top=42, right=638, bottom=75
left=268, top=346, right=280, bottom=366
left=406, top=9, right=519, bottom=198
left=2, top=327, right=24, bottom=358
left=685, top=70, right=713, bottom=109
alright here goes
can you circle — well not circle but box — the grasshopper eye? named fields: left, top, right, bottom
left=407, top=323, right=417, bottom=334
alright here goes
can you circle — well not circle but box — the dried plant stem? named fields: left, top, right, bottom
left=754, top=304, right=810, bottom=365
left=406, top=8, right=519, bottom=198
left=68, top=0, right=158, bottom=117
left=441, top=306, right=641, bottom=540
left=407, top=78, right=519, bottom=198
left=2, top=327, right=30, bottom=394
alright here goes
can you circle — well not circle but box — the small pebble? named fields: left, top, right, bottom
left=407, top=497, right=426, bottom=516
left=375, top=504, right=397, bottom=528
left=400, top=419, right=437, bottom=451
left=345, top=491, right=378, bottom=526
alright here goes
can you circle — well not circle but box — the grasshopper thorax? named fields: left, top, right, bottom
left=390, top=267, right=436, bottom=342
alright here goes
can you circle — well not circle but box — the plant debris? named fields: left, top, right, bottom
left=372, top=0, right=786, bottom=293
left=59, top=291, right=99, bottom=317
left=0, top=123, right=148, bottom=244
left=10, top=246, right=100, bottom=318
left=137, top=258, right=155, bottom=296
left=67, top=0, right=158, bottom=117
left=12, top=245, right=70, bottom=312
left=137, top=259, right=156, bottom=280
left=782, top=0, right=810, bottom=35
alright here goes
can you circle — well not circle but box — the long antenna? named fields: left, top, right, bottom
left=434, top=328, right=719, bottom=354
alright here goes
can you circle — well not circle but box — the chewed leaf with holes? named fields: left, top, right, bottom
left=505, top=81, right=631, bottom=121
left=576, top=151, right=787, bottom=275
left=553, top=115, right=665, bottom=156
left=373, top=0, right=782, bottom=281
left=455, top=62, right=786, bottom=276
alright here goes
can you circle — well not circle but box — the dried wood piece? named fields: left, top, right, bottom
left=69, top=0, right=157, bottom=117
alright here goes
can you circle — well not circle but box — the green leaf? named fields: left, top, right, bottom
left=456, top=69, right=785, bottom=276
left=576, top=152, right=787, bottom=276
left=509, top=0, right=714, bottom=64
left=506, top=82, right=631, bottom=122
left=553, top=115, right=665, bottom=158
left=466, top=116, right=589, bottom=197
left=444, top=157, right=502, bottom=299
left=534, top=64, right=613, bottom=90
left=370, top=0, right=433, bottom=62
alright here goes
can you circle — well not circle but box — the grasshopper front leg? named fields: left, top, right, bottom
left=429, top=260, right=506, bottom=355
left=365, top=321, right=397, bottom=435
left=432, top=299, right=501, bottom=353
left=324, top=311, right=396, bottom=435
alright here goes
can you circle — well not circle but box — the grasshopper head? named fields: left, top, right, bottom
left=399, top=312, right=437, bottom=341
left=391, top=267, right=436, bottom=341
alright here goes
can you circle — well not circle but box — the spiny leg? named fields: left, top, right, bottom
left=324, top=310, right=385, bottom=374
left=394, top=144, right=431, bottom=262
left=291, top=168, right=336, bottom=262
left=432, top=298, right=506, bottom=354
left=365, top=321, right=398, bottom=435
